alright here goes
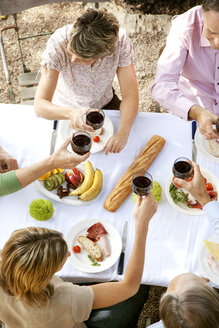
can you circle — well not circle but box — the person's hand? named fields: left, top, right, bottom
left=104, top=131, right=129, bottom=155
left=50, top=138, right=90, bottom=169
left=68, top=108, right=94, bottom=132
left=189, top=105, right=219, bottom=139
left=133, top=193, right=157, bottom=231
left=173, top=162, right=211, bottom=207
left=0, top=147, right=18, bottom=173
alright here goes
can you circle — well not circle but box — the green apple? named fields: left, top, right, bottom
left=132, top=180, right=162, bottom=203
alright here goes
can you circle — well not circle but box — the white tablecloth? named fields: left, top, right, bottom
left=0, top=103, right=217, bottom=286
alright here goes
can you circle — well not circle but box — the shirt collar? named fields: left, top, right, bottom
left=200, top=32, right=211, bottom=47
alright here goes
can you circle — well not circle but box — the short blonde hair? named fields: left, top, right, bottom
left=0, top=227, right=68, bottom=307
left=160, top=285, right=219, bottom=328
left=69, top=9, right=119, bottom=59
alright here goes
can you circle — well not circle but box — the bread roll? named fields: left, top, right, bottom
left=104, top=135, right=166, bottom=212
left=78, top=236, right=103, bottom=262
left=208, top=139, right=219, bottom=157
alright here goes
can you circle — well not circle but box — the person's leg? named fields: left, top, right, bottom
left=102, top=90, right=121, bottom=110
left=85, top=285, right=150, bottom=328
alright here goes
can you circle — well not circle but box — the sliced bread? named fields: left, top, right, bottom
left=78, top=236, right=103, bottom=262
left=208, top=139, right=219, bottom=157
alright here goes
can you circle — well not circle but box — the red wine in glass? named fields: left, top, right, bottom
left=132, top=172, right=153, bottom=196
left=71, top=131, right=91, bottom=155
left=86, top=109, right=105, bottom=130
left=172, top=157, right=193, bottom=179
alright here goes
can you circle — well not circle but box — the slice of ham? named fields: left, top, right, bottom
left=86, top=222, right=111, bottom=257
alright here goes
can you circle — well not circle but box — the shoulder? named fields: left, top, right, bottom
left=52, top=276, right=93, bottom=299
left=49, top=24, right=73, bottom=46
left=118, top=27, right=129, bottom=43
left=171, top=6, right=203, bottom=32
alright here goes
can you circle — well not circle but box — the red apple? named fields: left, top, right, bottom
left=65, top=172, right=78, bottom=187
left=72, top=168, right=81, bottom=183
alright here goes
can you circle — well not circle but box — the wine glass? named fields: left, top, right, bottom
left=132, top=171, right=153, bottom=196
left=71, top=130, right=91, bottom=155
left=86, top=109, right=105, bottom=130
left=172, top=157, right=193, bottom=180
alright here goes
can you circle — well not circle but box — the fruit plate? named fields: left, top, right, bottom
left=199, top=234, right=219, bottom=285
left=59, top=113, right=114, bottom=154
left=165, top=168, right=219, bottom=216
left=34, top=166, right=101, bottom=206
left=65, top=218, right=122, bottom=273
left=195, top=128, right=219, bottom=164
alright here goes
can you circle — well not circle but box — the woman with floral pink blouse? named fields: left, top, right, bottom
left=151, top=0, right=219, bottom=140
left=34, top=9, right=138, bottom=155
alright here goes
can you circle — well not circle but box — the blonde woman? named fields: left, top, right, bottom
left=0, top=193, right=157, bottom=328
left=35, top=9, right=138, bottom=155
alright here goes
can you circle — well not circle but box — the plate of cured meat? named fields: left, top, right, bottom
left=65, top=219, right=122, bottom=273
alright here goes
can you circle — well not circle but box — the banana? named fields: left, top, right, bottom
left=79, top=169, right=103, bottom=201
left=69, top=161, right=94, bottom=196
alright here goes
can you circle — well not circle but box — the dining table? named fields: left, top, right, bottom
left=0, top=103, right=218, bottom=287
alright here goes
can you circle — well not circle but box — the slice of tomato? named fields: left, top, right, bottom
left=205, top=183, right=213, bottom=191
left=203, top=177, right=207, bottom=184
left=73, top=245, right=81, bottom=253
left=172, top=177, right=182, bottom=189
left=208, top=190, right=218, bottom=200
left=187, top=200, right=202, bottom=209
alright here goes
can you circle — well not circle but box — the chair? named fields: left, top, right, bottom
left=18, top=71, right=41, bottom=105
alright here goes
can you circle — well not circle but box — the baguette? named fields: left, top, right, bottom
left=78, top=236, right=103, bottom=262
left=104, top=135, right=166, bottom=212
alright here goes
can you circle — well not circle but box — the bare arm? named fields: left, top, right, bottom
left=90, top=193, right=157, bottom=309
left=104, top=64, right=138, bottom=154
left=15, top=138, right=89, bottom=187
left=34, top=68, right=93, bottom=131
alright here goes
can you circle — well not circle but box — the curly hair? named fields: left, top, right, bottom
left=0, top=227, right=68, bottom=307
left=160, top=284, right=219, bottom=328
left=69, top=9, right=120, bottom=59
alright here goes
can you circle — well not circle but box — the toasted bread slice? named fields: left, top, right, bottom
left=78, top=236, right=103, bottom=262
left=208, top=140, right=219, bottom=157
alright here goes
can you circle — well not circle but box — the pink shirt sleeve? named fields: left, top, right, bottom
left=118, top=28, right=134, bottom=67
left=151, top=18, right=195, bottom=120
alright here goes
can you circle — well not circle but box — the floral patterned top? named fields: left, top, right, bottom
left=41, top=25, right=134, bottom=108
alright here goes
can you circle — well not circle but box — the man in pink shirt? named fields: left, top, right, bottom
left=151, top=0, right=219, bottom=140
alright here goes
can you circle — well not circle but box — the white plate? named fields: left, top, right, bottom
left=165, top=168, right=219, bottom=216
left=59, top=113, right=114, bottom=154
left=195, top=128, right=219, bottom=164
left=34, top=165, right=101, bottom=206
left=199, top=234, right=219, bottom=285
left=65, top=218, right=122, bottom=273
